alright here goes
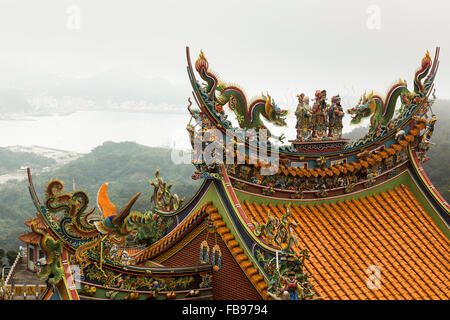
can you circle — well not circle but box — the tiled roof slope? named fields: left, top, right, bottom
left=18, top=232, right=41, bottom=245
left=242, top=184, right=450, bottom=300
left=135, top=202, right=212, bottom=263
left=20, top=216, right=47, bottom=245
left=208, top=210, right=269, bottom=299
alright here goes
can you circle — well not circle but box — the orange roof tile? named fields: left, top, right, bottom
left=24, top=216, right=45, bottom=229
left=302, top=168, right=311, bottom=177
left=359, top=160, right=369, bottom=168
left=409, top=128, right=420, bottom=136
left=331, top=167, right=340, bottom=175
left=208, top=210, right=269, bottom=299
left=308, top=168, right=318, bottom=177
left=405, top=134, right=415, bottom=142
left=241, top=184, right=450, bottom=300
left=19, top=232, right=41, bottom=245
left=316, top=168, right=326, bottom=177
left=372, top=154, right=382, bottom=162
left=386, top=148, right=396, bottom=155
left=379, top=151, right=388, bottom=159
left=134, top=202, right=213, bottom=262
left=352, top=162, right=362, bottom=171
left=295, top=167, right=304, bottom=177
left=345, top=163, right=355, bottom=172
left=336, top=164, right=348, bottom=174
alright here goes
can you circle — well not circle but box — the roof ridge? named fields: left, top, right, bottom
left=134, top=202, right=213, bottom=263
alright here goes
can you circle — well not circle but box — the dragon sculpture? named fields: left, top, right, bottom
left=347, top=51, right=433, bottom=137
left=30, top=220, right=64, bottom=284
left=251, top=204, right=298, bottom=252
left=256, top=248, right=316, bottom=300
left=0, top=278, right=11, bottom=300
left=149, top=167, right=185, bottom=211
left=44, top=180, right=150, bottom=262
left=195, top=51, right=288, bottom=136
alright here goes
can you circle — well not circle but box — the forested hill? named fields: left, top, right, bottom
left=0, top=141, right=201, bottom=251
left=421, top=99, right=450, bottom=202
left=0, top=148, right=56, bottom=174
left=0, top=99, right=448, bottom=252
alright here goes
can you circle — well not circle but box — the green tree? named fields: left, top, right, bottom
left=6, top=250, right=18, bottom=266
left=0, top=248, right=4, bottom=267
left=0, top=142, right=201, bottom=252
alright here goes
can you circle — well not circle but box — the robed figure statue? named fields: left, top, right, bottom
left=295, top=93, right=311, bottom=140
left=328, top=94, right=345, bottom=138
left=311, top=90, right=328, bottom=139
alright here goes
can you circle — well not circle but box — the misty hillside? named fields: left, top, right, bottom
left=0, top=142, right=200, bottom=251
left=0, top=101, right=448, bottom=252
left=0, top=69, right=189, bottom=115
left=421, top=99, right=450, bottom=201
left=0, top=147, right=57, bottom=174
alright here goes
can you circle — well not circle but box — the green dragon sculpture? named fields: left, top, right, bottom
left=195, top=51, right=288, bottom=136
left=251, top=204, right=298, bottom=252
left=347, top=51, right=433, bottom=136
left=44, top=180, right=151, bottom=262
left=256, top=248, right=316, bottom=300
left=30, top=221, right=64, bottom=284
left=149, top=167, right=185, bottom=211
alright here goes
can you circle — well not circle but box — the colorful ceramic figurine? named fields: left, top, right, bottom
left=282, top=271, right=299, bottom=300
left=311, top=90, right=328, bottom=139
left=328, top=95, right=345, bottom=138
left=295, top=93, right=312, bottom=141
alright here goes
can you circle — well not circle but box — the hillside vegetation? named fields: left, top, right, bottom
left=0, top=141, right=200, bottom=251
left=0, top=148, right=56, bottom=174
left=421, top=100, right=450, bottom=201
left=0, top=101, right=448, bottom=251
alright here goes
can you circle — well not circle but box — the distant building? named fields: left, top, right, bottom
left=18, top=216, right=46, bottom=272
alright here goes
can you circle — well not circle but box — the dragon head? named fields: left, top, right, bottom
left=262, top=93, right=288, bottom=127
left=195, top=50, right=209, bottom=73
left=347, top=91, right=376, bottom=124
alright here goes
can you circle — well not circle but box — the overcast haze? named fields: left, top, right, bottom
left=0, top=0, right=449, bottom=151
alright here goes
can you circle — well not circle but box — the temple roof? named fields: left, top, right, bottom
left=18, top=232, right=41, bottom=245
left=208, top=208, right=269, bottom=298
left=20, top=216, right=46, bottom=245
left=135, top=202, right=213, bottom=263
left=242, top=184, right=450, bottom=299
left=24, top=216, right=46, bottom=229
left=134, top=200, right=269, bottom=298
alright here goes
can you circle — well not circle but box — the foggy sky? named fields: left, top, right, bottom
left=0, top=0, right=448, bottom=107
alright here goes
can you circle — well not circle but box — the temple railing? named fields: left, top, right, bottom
left=4, top=252, right=21, bottom=285
left=3, top=283, right=47, bottom=300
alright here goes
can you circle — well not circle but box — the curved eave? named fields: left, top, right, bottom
left=408, top=146, right=450, bottom=225
left=185, top=46, right=440, bottom=159
left=26, top=168, right=213, bottom=277
left=230, top=161, right=408, bottom=200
